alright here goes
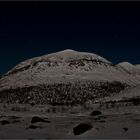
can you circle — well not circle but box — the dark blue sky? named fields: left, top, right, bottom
left=0, top=2, right=140, bottom=75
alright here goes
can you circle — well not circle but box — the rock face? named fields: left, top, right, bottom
left=0, top=49, right=140, bottom=105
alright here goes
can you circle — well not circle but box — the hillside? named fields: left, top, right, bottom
left=0, top=49, right=140, bottom=105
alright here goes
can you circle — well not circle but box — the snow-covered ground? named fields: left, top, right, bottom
left=0, top=49, right=140, bottom=139
left=0, top=103, right=140, bottom=139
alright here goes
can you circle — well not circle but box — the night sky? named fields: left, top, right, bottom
left=0, top=2, right=140, bottom=75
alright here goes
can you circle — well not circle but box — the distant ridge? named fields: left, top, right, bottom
left=116, top=62, right=140, bottom=75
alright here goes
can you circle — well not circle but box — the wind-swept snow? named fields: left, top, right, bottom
left=1, top=50, right=140, bottom=139
left=6, top=49, right=111, bottom=75
left=116, top=62, right=140, bottom=75
left=0, top=49, right=140, bottom=90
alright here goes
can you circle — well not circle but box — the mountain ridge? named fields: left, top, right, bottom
left=0, top=49, right=140, bottom=90
left=6, top=49, right=111, bottom=76
left=0, top=49, right=140, bottom=105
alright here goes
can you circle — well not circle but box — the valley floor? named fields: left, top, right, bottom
left=0, top=103, right=140, bottom=139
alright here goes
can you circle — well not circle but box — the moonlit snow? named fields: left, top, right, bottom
left=0, top=49, right=140, bottom=139
left=0, top=49, right=140, bottom=90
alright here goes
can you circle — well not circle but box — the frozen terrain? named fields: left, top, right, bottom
left=116, top=61, right=140, bottom=75
left=0, top=49, right=140, bottom=90
left=0, top=50, right=140, bottom=105
left=0, top=103, right=140, bottom=139
left=0, top=49, right=140, bottom=138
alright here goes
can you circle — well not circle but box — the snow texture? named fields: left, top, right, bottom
left=0, top=49, right=140, bottom=90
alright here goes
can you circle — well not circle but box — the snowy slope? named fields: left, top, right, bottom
left=103, top=85, right=140, bottom=102
left=0, top=49, right=140, bottom=90
left=6, top=49, right=111, bottom=75
left=116, top=62, right=140, bottom=75
left=136, top=64, right=140, bottom=70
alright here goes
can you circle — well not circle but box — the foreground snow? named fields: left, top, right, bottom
left=0, top=103, right=140, bottom=139
left=0, top=49, right=140, bottom=138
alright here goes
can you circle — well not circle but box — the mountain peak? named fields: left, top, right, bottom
left=4, top=49, right=112, bottom=77
left=46, top=49, right=111, bottom=64
left=50, top=49, right=78, bottom=57
left=116, top=61, right=140, bottom=75
left=117, top=62, right=133, bottom=66
left=1, top=49, right=140, bottom=90
left=61, top=49, right=76, bottom=52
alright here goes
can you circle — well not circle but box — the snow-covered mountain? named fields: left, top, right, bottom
left=0, top=49, right=140, bottom=105
left=0, top=49, right=140, bottom=90
left=116, top=62, right=140, bottom=75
